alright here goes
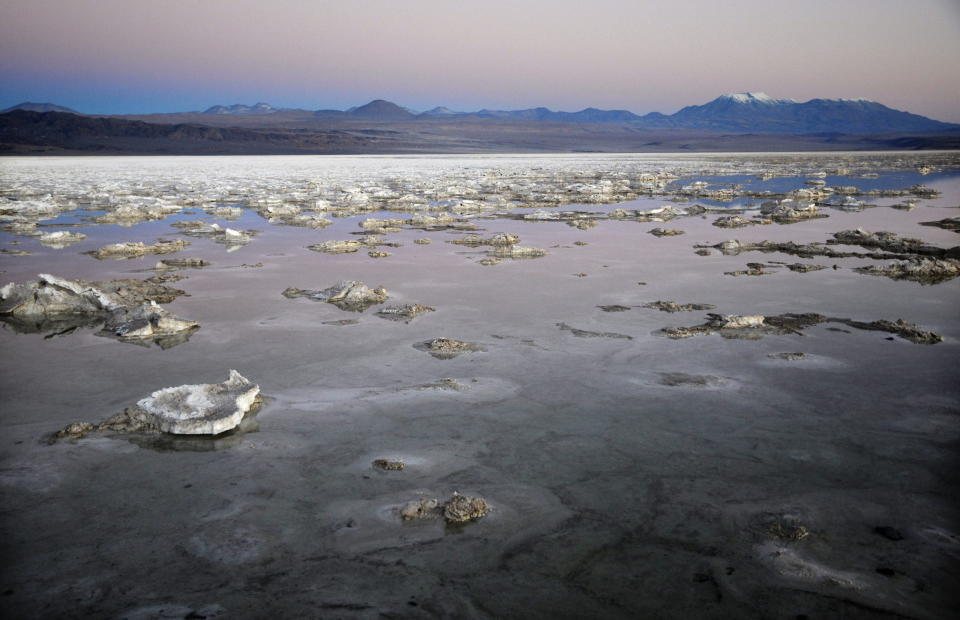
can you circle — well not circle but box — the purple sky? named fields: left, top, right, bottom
left=2, top=0, right=959, bottom=121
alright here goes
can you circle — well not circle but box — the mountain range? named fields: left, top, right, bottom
left=4, top=93, right=955, bottom=134
left=3, top=92, right=958, bottom=155
left=152, top=92, right=956, bottom=134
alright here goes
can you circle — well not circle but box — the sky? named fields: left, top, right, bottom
left=1, top=0, right=959, bottom=121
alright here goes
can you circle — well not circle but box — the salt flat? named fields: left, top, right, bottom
left=1, top=153, right=958, bottom=619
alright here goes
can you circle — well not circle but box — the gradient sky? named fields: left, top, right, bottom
left=2, top=0, right=959, bottom=121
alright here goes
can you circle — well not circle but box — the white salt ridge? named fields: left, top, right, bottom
left=0, top=153, right=945, bottom=242
left=136, top=370, right=260, bottom=435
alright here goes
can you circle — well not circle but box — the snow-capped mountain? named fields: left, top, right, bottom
left=715, top=92, right=797, bottom=105
left=646, top=93, right=953, bottom=133
left=202, top=103, right=278, bottom=115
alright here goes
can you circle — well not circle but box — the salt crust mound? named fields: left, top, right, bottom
left=136, top=370, right=261, bottom=435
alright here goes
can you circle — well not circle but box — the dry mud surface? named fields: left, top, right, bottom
left=1, top=153, right=959, bottom=619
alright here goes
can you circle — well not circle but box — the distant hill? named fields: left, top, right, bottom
left=2, top=101, right=79, bottom=114
left=419, top=106, right=633, bottom=122
left=203, top=102, right=279, bottom=115
left=418, top=106, right=462, bottom=118
left=348, top=99, right=415, bottom=120
left=0, top=109, right=373, bottom=154
left=0, top=109, right=273, bottom=143
left=315, top=99, right=415, bottom=121
left=639, top=92, right=957, bottom=133
left=460, top=106, right=643, bottom=123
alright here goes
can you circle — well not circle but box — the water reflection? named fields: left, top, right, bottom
left=0, top=314, right=197, bottom=349
left=125, top=411, right=260, bottom=452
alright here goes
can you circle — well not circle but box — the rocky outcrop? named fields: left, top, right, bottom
left=154, top=258, right=210, bottom=270
left=86, top=239, right=190, bottom=260
left=443, top=493, right=489, bottom=523
left=307, top=234, right=391, bottom=255
left=372, top=459, right=405, bottom=471
left=557, top=322, right=632, bottom=339
left=54, top=370, right=261, bottom=439
left=280, top=213, right=333, bottom=229
left=829, top=228, right=951, bottom=257
left=400, top=498, right=439, bottom=520
left=702, top=238, right=841, bottom=258
left=359, top=217, right=405, bottom=232
left=708, top=314, right=767, bottom=329
left=855, top=257, right=960, bottom=284
left=724, top=263, right=776, bottom=277
left=521, top=209, right=560, bottom=221
left=399, top=492, right=489, bottom=523
left=173, top=221, right=255, bottom=247
left=661, top=312, right=941, bottom=344
left=785, top=263, right=827, bottom=273
left=37, top=230, right=86, bottom=248
left=760, top=202, right=824, bottom=223
left=712, top=215, right=759, bottom=229
left=406, top=213, right=466, bottom=230
left=448, top=232, right=519, bottom=246
left=919, top=217, right=960, bottom=232
left=1, top=273, right=122, bottom=316
left=642, top=301, right=716, bottom=313
left=249, top=202, right=331, bottom=228
left=307, top=239, right=366, bottom=254
left=415, top=337, right=484, bottom=359
left=768, top=352, right=806, bottom=360
left=135, top=370, right=261, bottom=434
left=101, top=302, right=198, bottom=347
left=699, top=234, right=960, bottom=260
left=207, top=206, right=244, bottom=219
left=568, top=219, right=597, bottom=230
left=610, top=205, right=688, bottom=221
left=376, top=304, right=435, bottom=322
left=93, top=203, right=182, bottom=226
left=488, top=245, right=547, bottom=258
left=658, top=373, right=725, bottom=387
left=649, top=227, right=685, bottom=237
left=662, top=313, right=811, bottom=339
left=283, top=281, right=388, bottom=312
left=0, top=274, right=196, bottom=347
left=92, top=278, right=187, bottom=305
left=834, top=318, right=942, bottom=344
